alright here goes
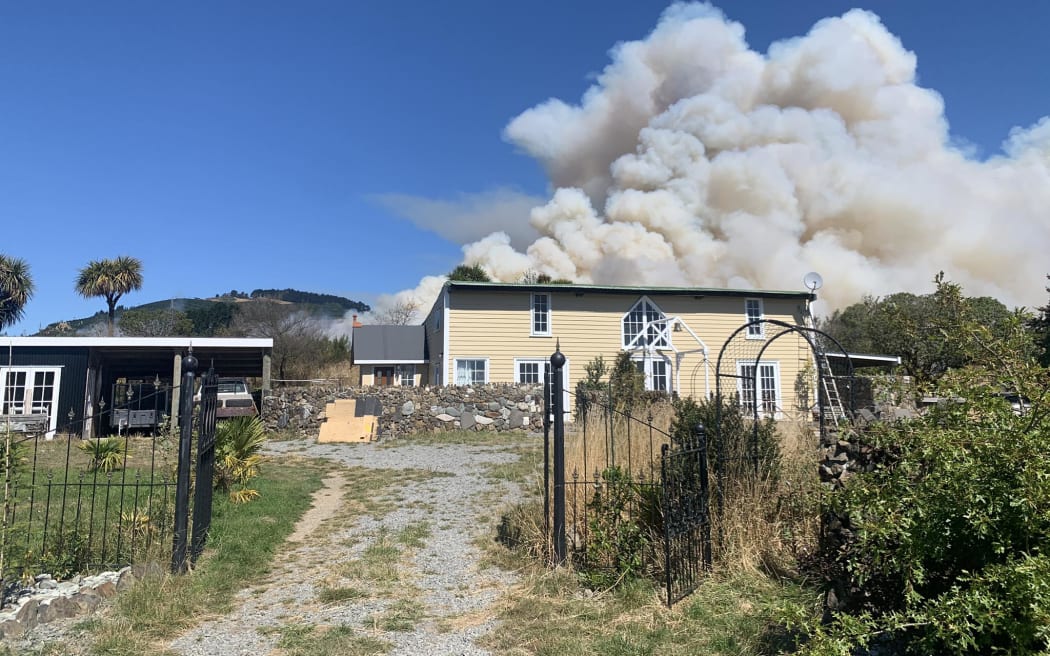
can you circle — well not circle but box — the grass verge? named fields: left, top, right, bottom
left=54, top=455, right=328, bottom=656
left=481, top=566, right=819, bottom=655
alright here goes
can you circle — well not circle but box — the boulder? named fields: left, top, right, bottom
left=460, top=413, right=476, bottom=431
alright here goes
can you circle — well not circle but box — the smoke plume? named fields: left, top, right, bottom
left=385, top=3, right=1050, bottom=318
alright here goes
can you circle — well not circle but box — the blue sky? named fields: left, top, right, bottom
left=3, top=1, right=1049, bottom=334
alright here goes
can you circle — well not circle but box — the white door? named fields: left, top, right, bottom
left=2, top=367, right=63, bottom=435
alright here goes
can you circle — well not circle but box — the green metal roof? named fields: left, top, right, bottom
left=445, top=280, right=815, bottom=300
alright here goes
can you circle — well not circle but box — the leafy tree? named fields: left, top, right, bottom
left=230, top=301, right=349, bottom=379
left=248, top=288, right=369, bottom=312
left=74, top=256, right=143, bottom=336
left=819, top=273, right=1018, bottom=382
left=795, top=279, right=1050, bottom=655
left=0, top=254, right=34, bottom=331
left=448, top=264, right=491, bottom=282
left=118, top=308, right=193, bottom=336
left=186, top=302, right=238, bottom=335
left=1026, top=275, right=1050, bottom=366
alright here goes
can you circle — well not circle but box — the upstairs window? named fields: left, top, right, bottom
left=745, top=298, right=764, bottom=338
left=531, top=293, right=551, bottom=336
left=623, top=297, right=669, bottom=348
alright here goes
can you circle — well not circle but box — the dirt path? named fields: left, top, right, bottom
left=168, top=435, right=535, bottom=656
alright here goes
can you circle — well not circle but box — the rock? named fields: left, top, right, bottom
left=487, top=402, right=501, bottom=411
left=436, top=413, right=455, bottom=422
left=444, top=406, right=461, bottom=417
left=277, top=412, right=289, bottom=429
left=475, top=416, right=494, bottom=426
left=401, top=401, right=415, bottom=416
left=508, top=409, right=525, bottom=428
left=117, top=568, right=136, bottom=592
left=36, top=596, right=77, bottom=624
left=317, top=411, right=326, bottom=422
left=36, top=578, right=57, bottom=591
left=459, top=413, right=476, bottom=431
left=15, top=599, right=38, bottom=630
left=70, top=590, right=102, bottom=613
left=93, top=582, right=117, bottom=599
left=0, top=620, right=22, bottom=639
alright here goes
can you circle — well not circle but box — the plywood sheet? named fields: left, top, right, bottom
left=318, top=399, right=378, bottom=443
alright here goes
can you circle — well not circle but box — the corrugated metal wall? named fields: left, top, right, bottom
left=1, top=346, right=89, bottom=427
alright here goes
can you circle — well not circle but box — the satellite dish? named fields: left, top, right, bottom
left=803, top=271, right=824, bottom=292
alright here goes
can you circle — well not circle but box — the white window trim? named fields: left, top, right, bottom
left=453, top=357, right=490, bottom=386
left=1, top=365, right=63, bottom=435
left=530, top=293, right=552, bottom=337
left=735, top=360, right=782, bottom=418
left=745, top=298, right=765, bottom=339
left=513, top=358, right=548, bottom=384
left=631, top=353, right=672, bottom=392
left=396, top=365, right=415, bottom=387
left=622, top=295, right=670, bottom=349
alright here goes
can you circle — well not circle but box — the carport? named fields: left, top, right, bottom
left=2, top=337, right=273, bottom=438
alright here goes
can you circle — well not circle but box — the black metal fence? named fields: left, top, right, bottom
left=0, top=385, right=178, bottom=582
left=543, top=347, right=711, bottom=606
left=1, top=355, right=221, bottom=584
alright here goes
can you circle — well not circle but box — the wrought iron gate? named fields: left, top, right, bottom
left=543, top=346, right=712, bottom=607
left=190, top=370, right=218, bottom=562
left=661, top=423, right=711, bottom=606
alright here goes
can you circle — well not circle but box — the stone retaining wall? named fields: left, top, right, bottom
left=818, top=401, right=918, bottom=613
left=262, top=383, right=546, bottom=438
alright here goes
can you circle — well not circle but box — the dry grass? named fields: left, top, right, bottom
left=713, top=419, right=823, bottom=576
left=567, top=403, right=676, bottom=482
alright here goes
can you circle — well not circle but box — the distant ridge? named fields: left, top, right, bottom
left=34, top=289, right=370, bottom=336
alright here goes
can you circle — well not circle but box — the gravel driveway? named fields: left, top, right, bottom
left=168, top=436, right=534, bottom=656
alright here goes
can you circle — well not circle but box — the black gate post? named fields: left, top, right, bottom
left=550, top=344, right=566, bottom=565
left=190, top=369, right=218, bottom=563
left=171, top=351, right=197, bottom=574
left=542, top=369, right=551, bottom=561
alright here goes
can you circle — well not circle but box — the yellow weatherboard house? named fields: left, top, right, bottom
left=423, top=280, right=817, bottom=419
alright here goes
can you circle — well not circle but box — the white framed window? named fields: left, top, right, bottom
left=632, top=355, right=671, bottom=392
left=531, top=293, right=551, bottom=336
left=1, top=366, right=63, bottom=434
left=736, top=360, right=781, bottom=417
left=623, top=296, right=669, bottom=348
left=397, top=365, right=415, bottom=387
left=514, top=358, right=547, bottom=384
left=454, top=358, right=489, bottom=385
left=745, top=298, right=764, bottom=338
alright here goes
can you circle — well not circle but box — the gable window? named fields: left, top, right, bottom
left=531, top=293, right=551, bottom=336
left=737, top=361, right=780, bottom=417
left=454, top=358, right=488, bottom=385
left=745, top=299, right=764, bottom=338
left=1, top=366, right=63, bottom=435
left=623, top=297, right=669, bottom=348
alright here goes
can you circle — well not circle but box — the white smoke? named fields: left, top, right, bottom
left=394, top=3, right=1050, bottom=316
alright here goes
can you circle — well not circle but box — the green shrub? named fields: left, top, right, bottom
left=77, top=438, right=125, bottom=473
left=794, top=279, right=1050, bottom=655
left=581, top=466, right=652, bottom=589
left=214, top=417, right=267, bottom=503
left=671, top=395, right=780, bottom=483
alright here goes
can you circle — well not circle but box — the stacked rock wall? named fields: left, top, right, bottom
left=261, top=383, right=546, bottom=438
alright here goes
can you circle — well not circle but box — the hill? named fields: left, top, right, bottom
left=34, top=290, right=370, bottom=337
